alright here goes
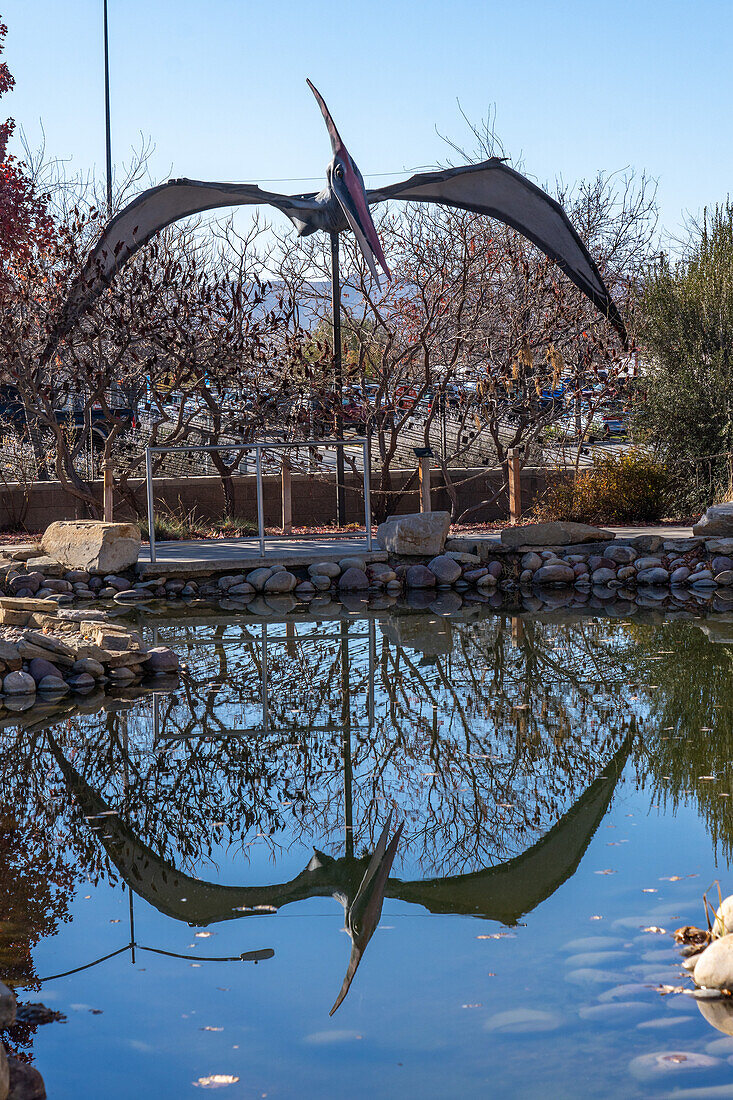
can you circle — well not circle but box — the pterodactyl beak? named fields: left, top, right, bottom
left=307, top=78, right=392, bottom=289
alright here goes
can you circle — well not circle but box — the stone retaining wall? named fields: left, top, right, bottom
left=0, top=467, right=554, bottom=529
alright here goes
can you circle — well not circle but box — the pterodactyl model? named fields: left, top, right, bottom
left=42, top=79, right=627, bottom=366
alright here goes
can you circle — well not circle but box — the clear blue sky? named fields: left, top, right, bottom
left=2, top=0, right=731, bottom=238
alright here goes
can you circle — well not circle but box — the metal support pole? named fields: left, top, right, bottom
left=255, top=446, right=265, bottom=557
left=103, top=0, right=113, bottom=219
left=362, top=437, right=373, bottom=550
left=340, top=620, right=353, bottom=859
left=281, top=455, right=292, bottom=534
left=145, top=448, right=156, bottom=563
left=331, top=232, right=346, bottom=526
left=102, top=459, right=114, bottom=521
left=508, top=447, right=522, bottom=523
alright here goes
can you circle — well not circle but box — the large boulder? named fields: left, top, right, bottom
left=376, top=512, right=451, bottom=556
left=41, top=521, right=140, bottom=574
left=694, top=503, right=733, bottom=537
left=694, top=933, right=733, bottom=990
left=501, top=522, right=613, bottom=548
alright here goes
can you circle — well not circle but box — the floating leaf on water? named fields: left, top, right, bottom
left=643, top=926, right=667, bottom=935
left=656, top=983, right=686, bottom=996
left=200, top=1026, right=223, bottom=1032
left=595, top=869, right=616, bottom=875
left=642, top=889, right=658, bottom=893
left=193, top=1076, right=240, bottom=1089
left=196, top=932, right=214, bottom=938
left=590, top=915, right=603, bottom=921
left=462, top=1003, right=483, bottom=1008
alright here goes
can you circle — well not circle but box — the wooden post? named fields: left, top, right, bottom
left=508, top=447, right=522, bottom=523
left=102, top=459, right=114, bottom=522
left=281, top=456, right=292, bottom=534
left=418, top=454, right=432, bottom=513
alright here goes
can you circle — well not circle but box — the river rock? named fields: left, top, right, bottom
left=534, top=562, right=575, bottom=585
left=66, top=672, right=96, bottom=690
left=264, top=570, right=297, bottom=594
left=308, top=561, right=341, bottom=578
left=28, top=658, right=61, bottom=683
left=715, top=570, right=733, bottom=586
left=694, top=934, right=733, bottom=990
left=712, top=556, right=733, bottom=574
left=617, top=566, right=636, bottom=582
left=6, top=1057, right=46, bottom=1100
left=338, top=556, right=367, bottom=573
left=217, top=574, right=245, bottom=590
left=41, top=520, right=140, bottom=573
left=310, top=574, right=332, bottom=591
left=405, top=564, right=437, bottom=588
left=671, top=566, right=691, bottom=584
left=694, top=503, right=733, bottom=537
left=8, top=572, right=42, bottom=595
left=501, top=522, right=613, bottom=547
left=295, top=581, right=315, bottom=598
left=706, top=538, right=733, bottom=554
left=37, top=675, right=69, bottom=694
left=476, top=573, right=497, bottom=589
left=72, top=657, right=105, bottom=678
left=464, top=568, right=488, bottom=583
left=338, top=567, right=369, bottom=590
left=634, top=556, right=663, bottom=572
left=2, top=670, right=35, bottom=695
left=604, top=545, right=637, bottom=564
left=428, top=555, right=462, bottom=584
left=376, top=511, right=451, bottom=556
left=246, top=568, right=272, bottom=592
left=592, top=567, right=617, bottom=585
left=521, top=552, right=543, bottom=571
left=636, top=567, right=670, bottom=585
left=142, top=646, right=179, bottom=674
left=0, top=1044, right=7, bottom=1100
left=226, top=582, right=254, bottom=598
left=0, top=980, right=15, bottom=1027
left=487, top=561, right=503, bottom=579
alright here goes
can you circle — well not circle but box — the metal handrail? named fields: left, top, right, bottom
left=145, top=437, right=372, bottom=562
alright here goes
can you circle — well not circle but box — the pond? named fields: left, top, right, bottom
left=3, top=599, right=733, bottom=1097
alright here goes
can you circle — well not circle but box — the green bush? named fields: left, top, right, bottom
left=533, top=450, right=670, bottom=525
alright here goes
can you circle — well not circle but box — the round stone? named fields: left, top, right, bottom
left=263, top=571, right=297, bottom=594
left=37, top=675, right=69, bottom=694
left=246, top=568, right=273, bottom=592
left=308, top=561, right=341, bottom=578
left=636, top=567, right=670, bottom=585
left=671, top=566, right=691, bottom=584
left=534, top=562, right=575, bottom=585
left=338, top=567, right=369, bottom=590
left=72, top=658, right=105, bottom=678
left=28, top=657, right=61, bottom=683
left=310, top=574, right=332, bottom=591
left=427, top=555, right=462, bottom=584
left=405, top=564, right=436, bottom=589
left=143, top=647, right=179, bottom=674
left=338, top=557, right=367, bottom=573
left=521, top=552, right=542, bottom=571
left=3, top=670, right=36, bottom=695
left=592, top=567, right=617, bottom=585
left=694, top=933, right=733, bottom=990
left=604, top=544, right=637, bottom=564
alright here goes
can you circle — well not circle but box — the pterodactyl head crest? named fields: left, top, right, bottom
left=307, top=78, right=391, bottom=288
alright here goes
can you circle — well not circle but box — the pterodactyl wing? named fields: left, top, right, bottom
left=368, top=160, right=627, bottom=346
left=40, top=178, right=319, bottom=365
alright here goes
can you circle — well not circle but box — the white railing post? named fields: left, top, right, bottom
left=363, top=437, right=373, bottom=550
left=255, top=445, right=265, bottom=557
left=145, top=447, right=156, bottom=563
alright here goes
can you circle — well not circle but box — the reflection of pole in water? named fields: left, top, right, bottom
left=511, top=616, right=524, bottom=648
left=340, top=620, right=353, bottom=859
left=262, top=623, right=269, bottom=734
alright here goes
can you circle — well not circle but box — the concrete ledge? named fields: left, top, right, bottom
left=136, top=549, right=388, bottom=578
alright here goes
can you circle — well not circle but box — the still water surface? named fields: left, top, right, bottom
left=3, top=602, right=733, bottom=1097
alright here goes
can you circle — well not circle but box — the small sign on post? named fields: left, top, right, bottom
left=413, top=446, right=433, bottom=513
left=508, top=447, right=522, bottom=523
left=281, top=455, right=292, bottom=534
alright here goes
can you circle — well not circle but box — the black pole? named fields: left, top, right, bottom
left=340, top=620, right=353, bottom=859
left=330, top=231, right=346, bottom=526
left=103, top=0, right=112, bottom=218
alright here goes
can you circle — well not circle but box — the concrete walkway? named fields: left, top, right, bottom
left=134, top=525, right=696, bottom=577
left=137, top=535, right=386, bottom=577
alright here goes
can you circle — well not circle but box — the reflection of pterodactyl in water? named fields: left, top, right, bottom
left=48, top=734, right=629, bottom=1008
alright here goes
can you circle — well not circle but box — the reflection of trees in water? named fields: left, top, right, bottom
left=0, top=612, right=647, bottom=895
left=631, top=618, right=733, bottom=860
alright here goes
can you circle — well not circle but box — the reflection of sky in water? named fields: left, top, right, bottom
left=3, top=608, right=733, bottom=1097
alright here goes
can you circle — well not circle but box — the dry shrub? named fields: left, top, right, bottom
left=533, top=450, right=670, bottom=525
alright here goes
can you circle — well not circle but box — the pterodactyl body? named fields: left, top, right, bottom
left=41, top=80, right=626, bottom=363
